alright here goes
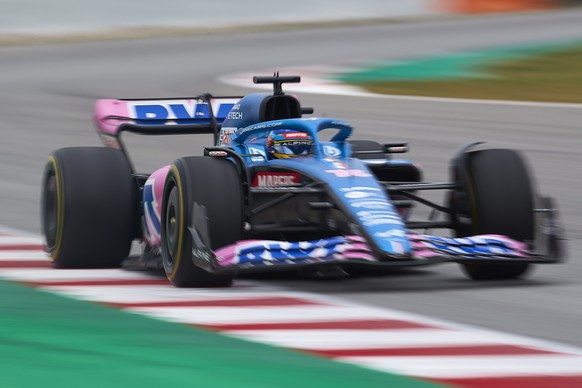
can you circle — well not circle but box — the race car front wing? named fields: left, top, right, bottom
left=189, top=229, right=562, bottom=275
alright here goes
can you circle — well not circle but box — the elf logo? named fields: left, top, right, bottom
left=252, top=172, right=300, bottom=187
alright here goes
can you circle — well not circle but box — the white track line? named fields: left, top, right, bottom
left=0, top=236, right=44, bottom=245
left=42, top=285, right=292, bottom=303
left=343, top=355, right=582, bottom=379
left=224, top=329, right=510, bottom=349
left=0, top=268, right=159, bottom=281
left=0, top=251, right=49, bottom=260
left=125, top=305, right=405, bottom=325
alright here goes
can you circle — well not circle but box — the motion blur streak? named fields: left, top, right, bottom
left=0, top=4, right=582, bottom=388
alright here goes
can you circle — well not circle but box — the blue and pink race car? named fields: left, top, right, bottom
left=41, top=75, right=565, bottom=287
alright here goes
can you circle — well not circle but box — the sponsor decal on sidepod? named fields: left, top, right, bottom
left=252, top=172, right=300, bottom=187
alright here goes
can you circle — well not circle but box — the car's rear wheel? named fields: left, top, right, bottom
left=41, top=147, right=137, bottom=268
left=452, top=149, right=535, bottom=280
left=161, top=157, right=243, bottom=287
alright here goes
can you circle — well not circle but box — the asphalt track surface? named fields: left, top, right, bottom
left=1, top=9, right=581, bottom=350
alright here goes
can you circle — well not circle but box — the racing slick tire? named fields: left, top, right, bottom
left=41, top=147, right=138, bottom=268
left=453, top=149, right=535, bottom=280
left=161, top=157, right=243, bottom=287
left=348, top=140, right=385, bottom=160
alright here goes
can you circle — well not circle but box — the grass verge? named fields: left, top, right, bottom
left=349, top=44, right=582, bottom=103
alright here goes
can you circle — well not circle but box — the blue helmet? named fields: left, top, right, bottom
left=267, top=129, right=313, bottom=159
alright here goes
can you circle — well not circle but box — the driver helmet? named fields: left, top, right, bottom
left=267, top=129, right=313, bottom=159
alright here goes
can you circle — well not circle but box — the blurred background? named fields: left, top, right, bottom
left=1, top=1, right=582, bottom=387
left=2, top=0, right=581, bottom=37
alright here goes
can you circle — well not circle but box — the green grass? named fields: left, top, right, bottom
left=0, top=279, right=443, bottom=388
left=350, top=45, right=582, bottom=103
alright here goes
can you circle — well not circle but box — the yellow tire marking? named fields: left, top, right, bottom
left=48, top=156, right=65, bottom=260
left=167, top=164, right=184, bottom=280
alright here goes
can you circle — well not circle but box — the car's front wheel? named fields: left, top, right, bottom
left=161, top=157, right=243, bottom=287
left=451, top=148, right=536, bottom=280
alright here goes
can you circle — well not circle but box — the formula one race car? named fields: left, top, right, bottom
left=41, top=74, right=565, bottom=287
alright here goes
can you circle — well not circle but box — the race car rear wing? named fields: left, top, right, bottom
left=93, top=95, right=241, bottom=146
